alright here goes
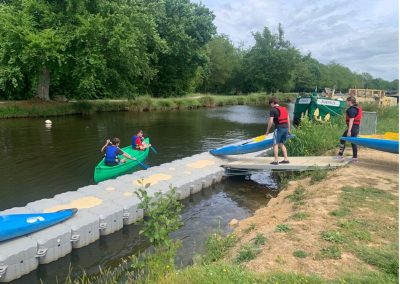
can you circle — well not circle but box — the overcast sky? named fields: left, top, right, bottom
left=195, top=0, right=399, bottom=80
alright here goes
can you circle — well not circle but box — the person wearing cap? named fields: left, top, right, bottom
left=131, top=130, right=151, bottom=151
left=101, top=137, right=136, bottom=166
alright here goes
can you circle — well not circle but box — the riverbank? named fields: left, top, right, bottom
left=95, top=149, right=398, bottom=284
left=0, top=93, right=297, bottom=118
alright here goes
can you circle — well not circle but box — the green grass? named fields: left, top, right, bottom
left=293, top=250, right=309, bottom=258
left=275, top=224, right=291, bottom=233
left=253, top=233, right=267, bottom=246
left=309, top=168, right=328, bottom=184
left=202, top=233, right=238, bottom=263
left=329, top=186, right=398, bottom=278
left=291, top=212, right=311, bottom=221
left=159, top=263, right=327, bottom=284
left=235, top=244, right=261, bottom=264
left=316, top=245, right=342, bottom=260
left=286, top=186, right=306, bottom=206
left=320, top=231, right=346, bottom=244
left=242, top=223, right=257, bottom=234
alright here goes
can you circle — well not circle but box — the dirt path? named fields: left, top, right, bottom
left=227, top=149, right=398, bottom=279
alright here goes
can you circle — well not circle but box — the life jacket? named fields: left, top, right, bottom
left=346, top=106, right=362, bottom=125
left=274, top=106, right=289, bottom=125
left=131, top=135, right=138, bottom=148
left=132, top=135, right=143, bottom=149
left=104, top=145, right=118, bottom=163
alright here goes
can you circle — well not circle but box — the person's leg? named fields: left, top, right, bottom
left=281, top=144, right=288, bottom=161
left=351, top=126, right=360, bottom=159
left=279, top=128, right=289, bottom=162
left=337, top=129, right=348, bottom=157
left=271, top=129, right=279, bottom=163
left=273, top=144, right=279, bottom=162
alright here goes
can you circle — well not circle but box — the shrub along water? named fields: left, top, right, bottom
left=0, top=93, right=297, bottom=118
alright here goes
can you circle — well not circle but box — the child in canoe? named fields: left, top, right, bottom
left=101, top=137, right=136, bottom=166
left=132, top=130, right=151, bottom=150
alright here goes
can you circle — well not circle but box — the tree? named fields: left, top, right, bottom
left=200, top=35, right=242, bottom=93
left=149, top=0, right=216, bottom=97
left=242, top=25, right=299, bottom=93
left=0, top=0, right=166, bottom=100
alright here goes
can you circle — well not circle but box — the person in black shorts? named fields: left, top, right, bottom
left=337, top=96, right=362, bottom=162
left=266, top=97, right=291, bottom=165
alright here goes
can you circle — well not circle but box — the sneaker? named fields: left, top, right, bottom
left=335, top=155, right=345, bottom=161
left=270, top=161, right=279, bottom=165
left=351, top=157, right=359, bottom=163
left=280, top=160, right=290, bottom=164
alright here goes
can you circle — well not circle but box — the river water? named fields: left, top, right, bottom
left=0, top=105, right=289, bottom=283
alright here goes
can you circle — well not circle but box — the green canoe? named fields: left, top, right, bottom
left=94, top=137, right=150, bottom=183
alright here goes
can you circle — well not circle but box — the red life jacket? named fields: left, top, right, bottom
left=346, top=106, right=362, bottom=125
left=274, top=106, right=289, bottom=125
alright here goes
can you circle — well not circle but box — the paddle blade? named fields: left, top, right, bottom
left=150, top=146, right=158, bottom=154
left=137, top=161, right=149, bottom=169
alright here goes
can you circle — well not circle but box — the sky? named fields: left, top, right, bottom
left=195, top=0, right=399, bottom=81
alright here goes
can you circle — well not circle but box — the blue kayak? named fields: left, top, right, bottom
left=341, top=137, right=399, bottom=154
left=210, top=134, right=295, bottom=156
left=0, top=208, right=77, bottom=242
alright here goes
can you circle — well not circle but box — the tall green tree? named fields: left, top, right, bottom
left=200, top=35, right=242, bottom=93
left=149, top=0, right=216, bottom=97
left=242, top=25, right=299, bottom=93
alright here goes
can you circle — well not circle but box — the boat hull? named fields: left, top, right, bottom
left=0, top=209, right=77, bottom=242
left=94, top=137, right=150, bottom=183
left=210, top=134, right=294, bottom=156
left=341, top=137, right=399, bottom=154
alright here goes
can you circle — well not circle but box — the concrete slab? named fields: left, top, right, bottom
left=222, top=156, right=350, bottom=171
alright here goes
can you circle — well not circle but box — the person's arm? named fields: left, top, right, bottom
left=101, top=139, right=110, bottom=152
left=266, top=117, right=274, bottom=134
left=122, top=152, right=136, bottom=160
left=287, top=115, right=291, bottom=134
left=347, top=118, right=354, bottom=136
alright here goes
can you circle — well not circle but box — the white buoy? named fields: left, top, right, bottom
left=45, top=120, right=52, bottom=124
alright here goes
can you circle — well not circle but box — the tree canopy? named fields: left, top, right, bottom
left=0, top=1, right=396, bottom=100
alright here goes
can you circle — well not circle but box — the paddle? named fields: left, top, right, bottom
left=150, top=146, right=158, bottom=154
left=135, top=159, right=149, bottom=169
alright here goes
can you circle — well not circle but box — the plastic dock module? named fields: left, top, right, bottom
left=0, top=207, right=72, bottom=265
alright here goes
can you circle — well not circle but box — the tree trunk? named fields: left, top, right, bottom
left=37, top=66, right=50, bottom=101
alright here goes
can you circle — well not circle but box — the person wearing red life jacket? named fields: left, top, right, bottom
left=131, top=130, right=151, bottom=151
left=266, top=97, right=291, bottom=165
left=337, top=96, right=362, bottom=162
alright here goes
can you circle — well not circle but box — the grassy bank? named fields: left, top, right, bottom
left=0, top=93, right=297, bottom=118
